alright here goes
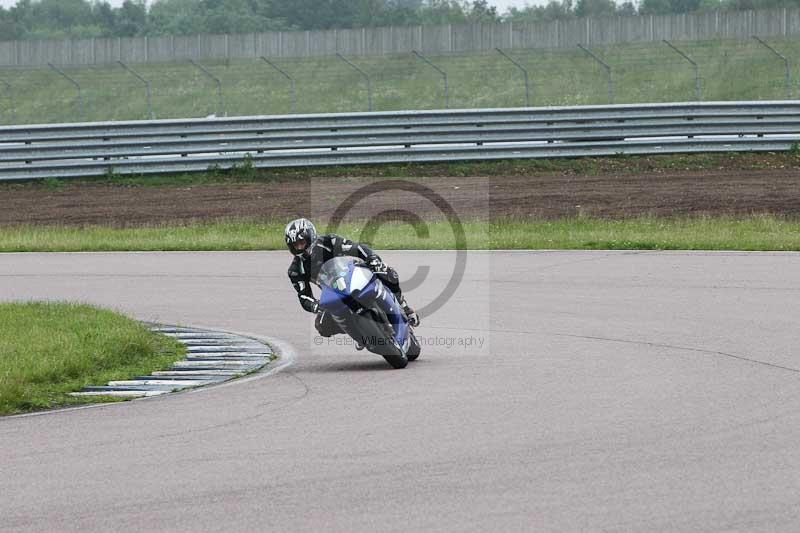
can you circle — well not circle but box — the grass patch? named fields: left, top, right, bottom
left=0, top=302, right=185, bottom=415
left=1, top=216, right=799, bottom=252
left=485, top=216, right=800, bottom=251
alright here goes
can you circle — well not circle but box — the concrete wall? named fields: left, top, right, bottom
left=0, top=8, right=797, bottom=67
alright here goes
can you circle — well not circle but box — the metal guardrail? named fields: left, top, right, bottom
left=1, top=102, right=799, bottom=181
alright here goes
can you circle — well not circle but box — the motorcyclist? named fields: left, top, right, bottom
left=285, top=218, right=420, bottom=344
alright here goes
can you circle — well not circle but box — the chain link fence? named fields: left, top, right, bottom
left=1, top=37, right=799, bottom=125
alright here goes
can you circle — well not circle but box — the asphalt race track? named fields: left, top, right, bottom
left=2, top=250, right=800, bottom=532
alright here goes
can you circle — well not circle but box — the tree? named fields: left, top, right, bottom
left=575, top=0, right=617, bottom=17
left=417, top=0, right=467, bottom=25
left=147, top=0, right=204, bottom=35
left=505, top=0, right=575, bottom=22
left=116, top=0, right=147, bottom=36
left=271, top=0, right=360, bottom=29
left=616, top=1, right=637, bottom=15
left=92, top=2, right=115, bottom=35
left=466, top=0, right=500, bottom=22
left=384, top=0, right=424, bottom=25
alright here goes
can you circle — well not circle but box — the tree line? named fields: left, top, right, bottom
left=1, top=0, right=798, bottom=41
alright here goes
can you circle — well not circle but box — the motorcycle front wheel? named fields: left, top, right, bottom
left=350, top=311, right=408, bottom=369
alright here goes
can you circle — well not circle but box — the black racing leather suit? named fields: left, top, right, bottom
left=288, top=233, right=402, bottom=337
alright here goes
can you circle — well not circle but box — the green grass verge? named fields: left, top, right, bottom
left=1, top=216, right=799, bottom=252
left=0, top=302, right=185, bottom=415
left=1, top=37, right=798, bottom=125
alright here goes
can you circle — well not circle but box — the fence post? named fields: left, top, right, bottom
left=189, top=59, right=225, bottom=117
left=752, top=35, right=792, bottom=99
left=496, top=48, right=530, bottom=107
left=48, top=62, right=85, bottom=121
left=260, top=56, right=297, bottom=114
left=448, top=24, right=453, bottom=52
left=0, top=77, right=15, bottom=123
left=412, top=50, right=449, bottom=108
left=577, top=44, right=613, bottom=104
left=663, top=40, right=702, bottom=101
left=335, top=52, right=373, bottom=111
left=118, top=60, right=154, bottom=119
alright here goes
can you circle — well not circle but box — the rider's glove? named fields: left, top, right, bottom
left=366, top=255, right=387, bottom=273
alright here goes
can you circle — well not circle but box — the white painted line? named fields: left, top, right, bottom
left=185, top=351, right=272, bottom=357
left=69, top=390, right=168, bottom=398
left=185, top=359, right=267, bottom=364
left=180, top=340, right=262, bottom=346
left=151, top=370, right=243, bottom=376
left=108, top=380, right=214, bottom=387
left=167, top=333, right=238, bottom=339
left=172, top=362, right=257, bottom=369
left=185, top=344, right=267, bottom=350
left=185, top=358, right=267, bottom=363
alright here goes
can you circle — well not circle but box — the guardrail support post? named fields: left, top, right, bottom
left=189, top=59, right=225, bottom=117
left=48, top=62, right=85, bottom=121
left=335, top=53, right=373, bottom=111
left=577, top=44, right=613, bottom=104
left=752, top=36, right=791, bottom=99
left=413, top=50, right=449, bottom=109
left=118, top=61, right=154, bottom=119
left=260, top=56, right=297, bottom=114
left=496, top=48, right=531, bottom=107
left=663, top=40, right=702, bottom=101
left=0, top=77, right=15, bottom=123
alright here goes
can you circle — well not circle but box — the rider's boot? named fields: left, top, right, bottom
left=399, top=296, right=420, bottom=327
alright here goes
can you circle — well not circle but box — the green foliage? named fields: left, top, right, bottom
left=6, top=0, right=797, bottom=43
left=0, top=0, right=520, bottom=40
left=575, top=0, right=618, bottom=18
left=41, top=176, right=64, bottom=189
left=639, top=0, right=702, bottom=15
left=228, top=153, right=256, bottom=178
left=0, top=302, right=184, bottom=414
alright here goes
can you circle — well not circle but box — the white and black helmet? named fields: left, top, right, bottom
left=285, top=218, right=317, bottom=256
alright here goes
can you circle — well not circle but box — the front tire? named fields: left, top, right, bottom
left=350, top=312, right=408, bottom=369
left=406, top=331, right=421, bottom=361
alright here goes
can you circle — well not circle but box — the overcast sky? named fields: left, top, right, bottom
left=0, top=0, right=544, bottom=13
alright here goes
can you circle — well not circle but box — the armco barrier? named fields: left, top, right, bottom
left=1, top=101, right=799, bottom=181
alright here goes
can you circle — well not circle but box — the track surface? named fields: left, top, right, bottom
left=1, top=251, right=800, bottom=531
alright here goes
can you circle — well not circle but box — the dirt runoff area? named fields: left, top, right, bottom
left=1, top=165, right=800, bottom=227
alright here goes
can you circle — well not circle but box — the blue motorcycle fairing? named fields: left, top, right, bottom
left=364, top=277, right=408, bottom=346
left=317, top=258, right=409, bottom=348
left=319, top=285, right=351, bottom=315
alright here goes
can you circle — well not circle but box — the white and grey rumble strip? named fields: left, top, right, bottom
left=70, top=324, right=275, bottom=399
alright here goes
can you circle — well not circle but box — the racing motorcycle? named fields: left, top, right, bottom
left=317, top=256, right=421, bottom=369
